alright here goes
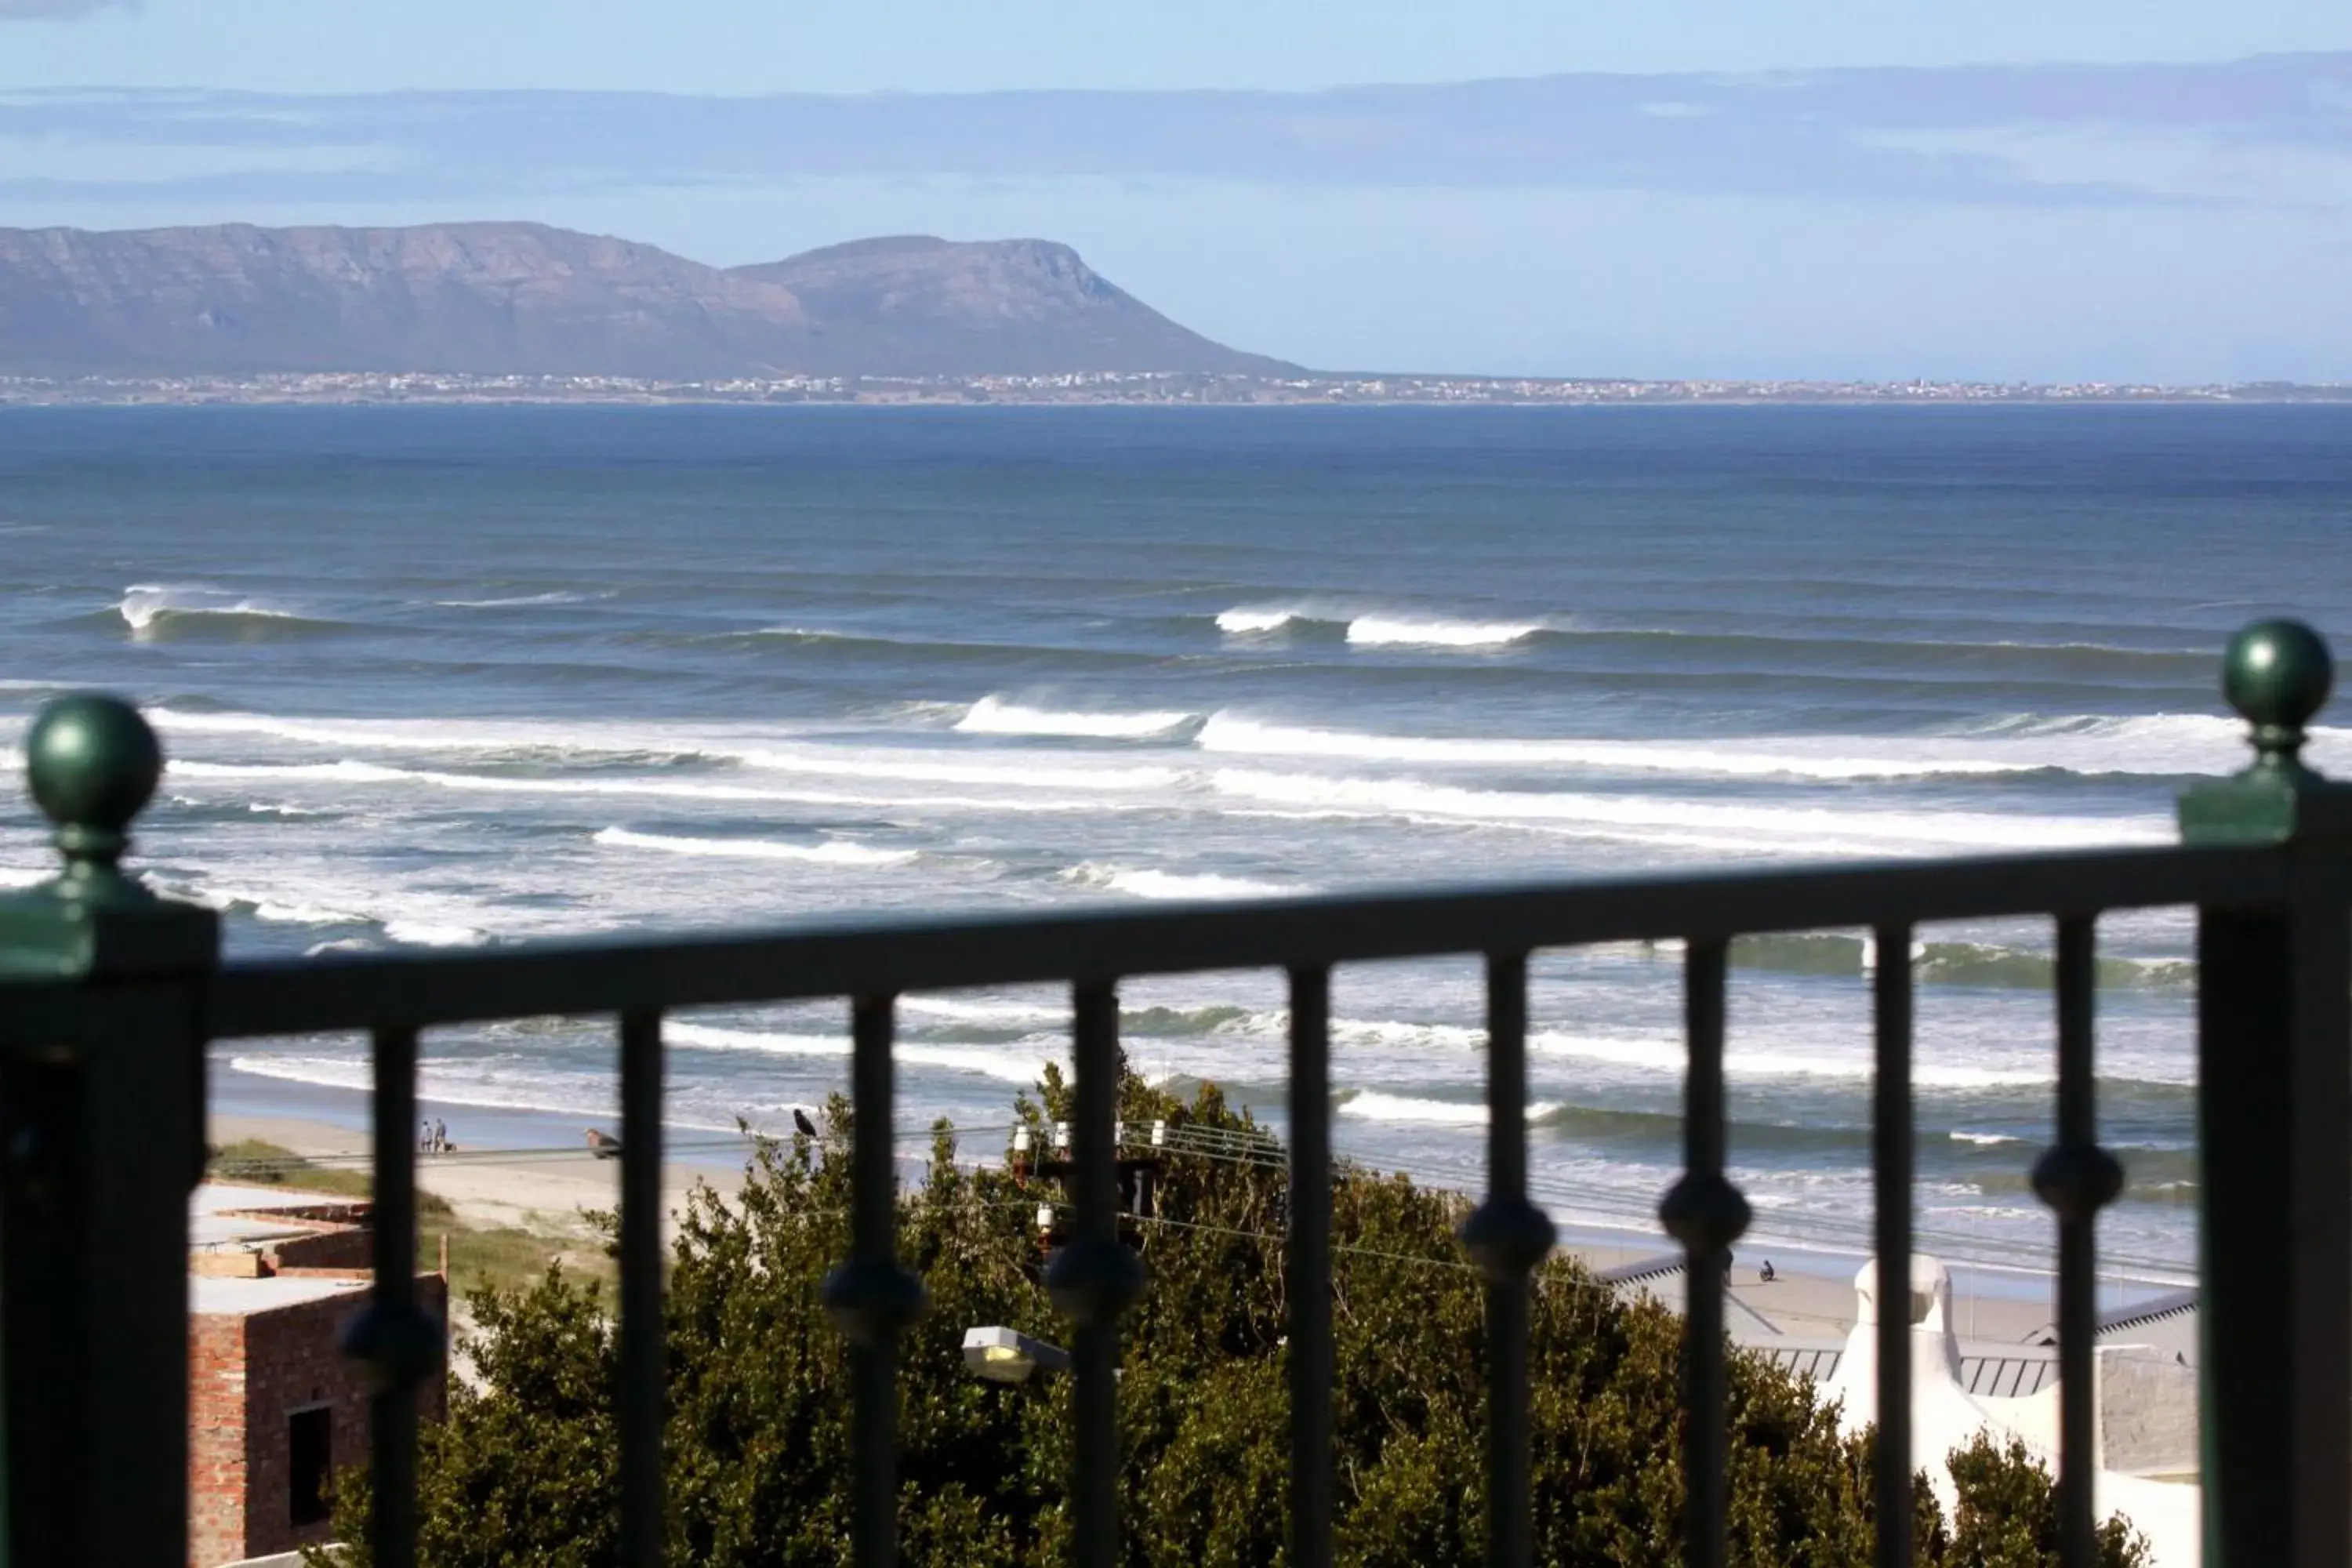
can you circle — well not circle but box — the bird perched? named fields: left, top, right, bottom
left=1759, top=1259, right=1777, bottom=1283
left=584, top=1127, right=622, bottom=1160
left=793, top=1108, right=818, bottom=1139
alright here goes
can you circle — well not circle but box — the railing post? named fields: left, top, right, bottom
left=1459, top=953, right=1556, bottom=1568
left=821, top=995, right=927, bottom=1568
left=1044, top=979, right=1145, bottom=1568
left=0, top=697, right=219, bottom=1568
left=2178, top=619, right=2352, bottom=1568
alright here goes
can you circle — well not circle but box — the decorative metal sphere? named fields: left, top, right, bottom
left=2222, top=619, right=2333, bottom=739
left=24, top=695, right=162, bottom=838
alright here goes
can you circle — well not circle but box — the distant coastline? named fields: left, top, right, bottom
left=6, top=370, right=2350, bottom=408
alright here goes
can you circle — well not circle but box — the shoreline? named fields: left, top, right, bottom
left=9, top=392, right=2347, bottom=412
left=211, top=1065, right=2172, bottom=1338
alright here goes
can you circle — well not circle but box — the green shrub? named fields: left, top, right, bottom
left=324, top=1064, right=2146, bottom=1566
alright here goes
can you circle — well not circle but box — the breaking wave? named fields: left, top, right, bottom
left=1345, top=616, right=1543, bottom=648
left=1193, top=710, right=2344, bottom=782
left=1215, top=608, right=1312, bottom=634
left=1061, top=862, right=1298, bottom=901
left=1194, top=714, right=2030, bottom=780
left=117, top=585, right=350, bottom=641
left=1211, top=607, right=1545, bottom=648
left=148, top=869, right=492, bottom=947
left=164, top=757, right=1112, bottom=815
left=1726, top=932, right=2197, bottom=989
left=664, top=1021, right=1052, bottom=1084
left=1338, top=1089, right=1564, bottom=1124
left=593, top=826, right=917, bottom=867
left=955, top=695, right=1201, bottom=739
left=1208, top=768, right=2169, bottom=853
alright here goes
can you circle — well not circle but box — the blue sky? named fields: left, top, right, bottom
left=5, top=1, right=2352, bottom=379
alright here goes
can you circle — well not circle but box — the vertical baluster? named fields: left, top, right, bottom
left=822, top=995, right=925, bottom=1568
left=1288, top=965, right=1335, bottom=1568
left=1660, top=938, right=1749, bottom=1568
left=618, top=1009, right=666, bottom=1568
left=1871, top=926, right=1915, bottom=1568
left=1046, top=979, right=1144, bottom=1568
left=343, top=1025, right=438, bottom=1568
left=1459, top=952, right=1555, bottom=1568
left=2031, top=917, right=2121, bottom=1568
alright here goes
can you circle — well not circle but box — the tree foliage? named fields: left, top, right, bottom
left=323, top=1065, right=2147, bottom=1566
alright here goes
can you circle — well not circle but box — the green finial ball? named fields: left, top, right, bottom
left=24, top=695, right=163, bottom=841
left=2223, top=619, right=2333, bottom=741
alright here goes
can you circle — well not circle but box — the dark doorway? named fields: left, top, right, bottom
left=289, top=1406, right=332, bottom=1526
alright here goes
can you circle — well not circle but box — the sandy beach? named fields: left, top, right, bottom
left=211, top=1109, right=750, bottom=1243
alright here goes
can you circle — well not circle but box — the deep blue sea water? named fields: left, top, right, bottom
left=5, top=403, right=2347, bottom=1277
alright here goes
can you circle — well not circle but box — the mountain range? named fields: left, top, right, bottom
left=0, top=223, right=1295, bottom=379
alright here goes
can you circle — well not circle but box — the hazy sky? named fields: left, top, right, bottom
left=5, top=2, right=2351, bottom=380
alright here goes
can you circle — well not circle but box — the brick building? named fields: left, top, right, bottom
left=189, top=1184, right=447, bottom=1568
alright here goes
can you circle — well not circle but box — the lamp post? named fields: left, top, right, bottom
left=960, top=1326, right=1071, bottom=1385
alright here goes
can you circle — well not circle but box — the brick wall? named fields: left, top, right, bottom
left=190, top=1312, right=250, bottom=1568
left=190, top=1276, right=448, bottom=1568
left=268, top=1228, right=375, bottom=1271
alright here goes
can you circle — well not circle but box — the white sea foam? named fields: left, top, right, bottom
left=1966, top=711, right=2352, bottom=777
left=151, top=707, right=1185, bottom=793
left=1950, top=1131, right=2020, bottom=1146
left=1216, top=608, right=1305, bottom=633
left=955, top=695, right=1199, bottom=739
left=1196, top=713, right=2022, bottom=781
left=147, top=853, right=544, bottom=947
left=436, top=591, right=591, bottom=608
left=0, top=866, right=49, bottom=890
left=149, top=870, right=367, bottom=928
left=593, top=826, right=916, bottom=867
left=383, top=920, right=490, bottom=947
left=151, top=708, right=710, bottom=764
left=1338, top=1090, right=1563, bottom=1124
left=1857, top=935, right=1928, bottom=971
left=1207, top=768, right=2170, bottom=852
left=1330, top=1017, right=1483, bottom=1051
left=898, top=995, right=1072, bottom=1026
left=1062, top=862, right=1296, bottom=901
left=732, top=746, right=1180, bottom=793
left=1196, top=710, right=2345, bottom=782
left=665, top=1020, right=1051, bottom=1083
left=1525, top=1029, right=2094, bottom=1089
left=1345, top=616, right=1541, bottom=648
left=165, top=757, right=1112, bottom=815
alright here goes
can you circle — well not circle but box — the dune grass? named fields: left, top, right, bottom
left=205, top=1139, right=607, bottom=1295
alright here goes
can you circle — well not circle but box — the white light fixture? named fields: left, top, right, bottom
left=961, top=1326, right=1071, bottom=1385
left=1012, top=1128, right=1033, bottom=1155
left=1035, top=1203, right=1054, bottom=1232
left=1150, top=1120, right=1167, bottom=1148
left=1053, top=1121, right=1070, bottom=1150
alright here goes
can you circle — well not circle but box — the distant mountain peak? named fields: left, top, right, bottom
left=0, top=222, right=1294, bottom=379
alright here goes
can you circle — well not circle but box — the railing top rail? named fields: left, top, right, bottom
left=124, top=841, right=2272, bottom=1039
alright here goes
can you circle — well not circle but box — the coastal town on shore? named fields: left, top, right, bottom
left=6, top=368, right=2350, bottom=408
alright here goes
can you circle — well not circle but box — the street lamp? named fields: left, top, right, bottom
left=961, top=1325, right=1070, bottom=1384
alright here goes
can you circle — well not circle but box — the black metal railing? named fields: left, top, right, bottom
left=2, top=619, right=2347, bottom=1568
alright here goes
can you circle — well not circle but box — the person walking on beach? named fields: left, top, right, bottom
left=421, top=1118, right=434, bottom=1155
left=433, top=1118, right=448, bottom=1155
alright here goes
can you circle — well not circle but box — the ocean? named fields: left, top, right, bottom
left=5, top=402, right=2347, bottom=1281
